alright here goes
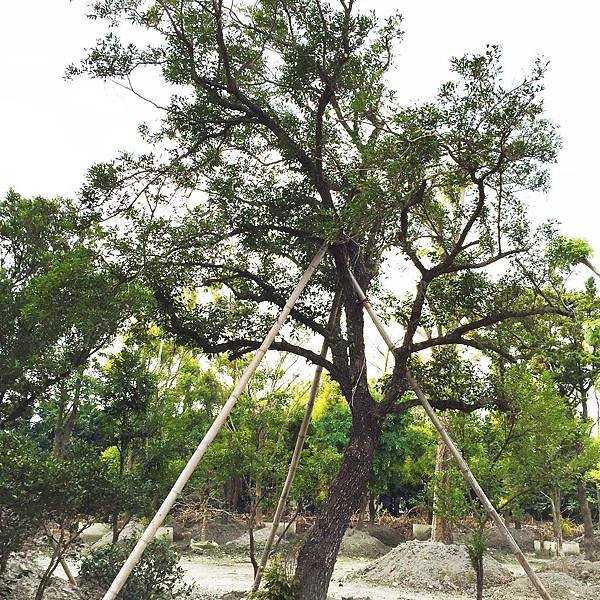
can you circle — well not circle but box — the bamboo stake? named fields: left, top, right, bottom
left=251, top=289, right=342, bottom=592
left=346, top=268, right=552, bottom=600
left=102, top=243, right=329, bottom=600
left=60, top=558, right=77, bottom=587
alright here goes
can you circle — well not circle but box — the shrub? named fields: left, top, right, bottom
left=0, top=432, right=51, bottom=575
left=560, top=517, right=577, bottom=539
left=249, top=556, right=295, bottom=600
left=79, top=539, right=191, bottom=599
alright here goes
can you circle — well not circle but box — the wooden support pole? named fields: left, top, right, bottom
left=102, top=243, right=329, bottom=600
left=251, top=289, right=342, bottom=592
left=60, top=558, right=77, bottom=587
left=345, top=268, right=552, bottom=600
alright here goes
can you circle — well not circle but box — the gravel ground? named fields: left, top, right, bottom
left=489, top=571, right=600, bottom=600
left=6, top=540, right=598, bottom=600
left=186, top=555, right=473, bottom=600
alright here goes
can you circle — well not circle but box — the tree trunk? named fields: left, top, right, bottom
left=223, top=476, right=242, bottom=511
left=254, top=482, right=263, bottom=527
left=577, top=479, right=595, bottom=540
left=52, top=384, right=68, bottom=459
left=597, top=484, right=600, bottom=529
left=356, top=493, right=368, bottom=529
left=112, top=514, right=120, bottom=545
left=52, top=375, right=82, bottom=458
left=431, top=440, right=453, bottom=544
left=550, top=487, right=563, bottom=557
left=294, top=407, right=382, bottom=600
left=368, top=492, right=377, bottom=524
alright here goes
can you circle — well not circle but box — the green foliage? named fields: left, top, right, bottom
left=548, top=236, right=593, bottom=271
left=498, top=367, right=598, bottom=502
left=0, top=432, right=117, bottom=574
left=0, top=431, right=50, bottom=574
left=0, top=191, right=146, bottom=425
left=79, top=539, right=190, bottom=600
left=428, top=462, right=471, bottom=525
left=248, top=556, right=295, bottom=600
left=560, top=516, right=577, bottom=538
left=100, top=344, right=158, bottom=474
left=293, top=379, right=351, bottom=504
left=1, top=4, right=592, bottom=591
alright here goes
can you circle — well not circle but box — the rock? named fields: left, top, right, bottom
left=203, top=516, right=247, bottom=545
left=92, top=520, right=144, bottom=549
left=225, top=525, right=299, bottom=553
left=263, top=520, right=296, bottom=535
left=79, top=522, right=112, bottom=544
left=485, top=526, right=535, bottom=551
left=0, top=555, right=84, bottom=600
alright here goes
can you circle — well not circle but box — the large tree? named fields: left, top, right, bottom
left=73, top=2, right=565, bottom=596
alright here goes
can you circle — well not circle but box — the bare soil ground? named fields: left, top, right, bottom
left=6, top=534, right=600, bottom=600
left=540, top=555, right=600, bottom=584
left=183, top=555, right=474, bottom=600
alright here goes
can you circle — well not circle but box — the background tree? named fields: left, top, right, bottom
left=0, top=191, right=145, bottom=426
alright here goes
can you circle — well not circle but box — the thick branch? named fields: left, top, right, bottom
left=153, top=288, right=344, bottom=383
left=413, top=306, right=570, bottom=347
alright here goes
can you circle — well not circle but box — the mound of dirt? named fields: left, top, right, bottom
left=223, top=525, right=388, bottom=559
left=454, top=525, right=535, bottom=552
left=489, top=572, right=600, bottom=600
left=92, top=520, right=145, bottom=549
left=204, top=517, right=247, bottom=545
left=350, top=540, right=513, bottom=592
left=582, top=534, right=600, bottom=561
left=364, top=524, right=406, bottom=548
left=540, top=555, right=600, bottom=584
left=225, top=525, right=299, bottom=552
left=338, top=528, right=391, bottom=558
left=485, top=526, right=536, bottom=552
left=0, top=556, right=83, bottom=600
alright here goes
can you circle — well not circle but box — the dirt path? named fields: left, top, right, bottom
left=181, top=555, right=472, bottom=600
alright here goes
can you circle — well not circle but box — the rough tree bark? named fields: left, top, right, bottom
left=577, top=480, right=595, bottom=540
left=223, top=476, right=242, bottom=511
left=294, top=398, right=382, bottom=600
left=576, top=479, right=599, bottom=559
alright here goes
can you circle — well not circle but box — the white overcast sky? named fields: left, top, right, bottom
left=0, top=1, right=598, bottom=257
